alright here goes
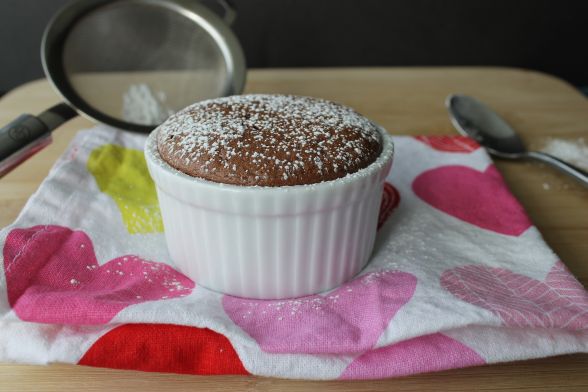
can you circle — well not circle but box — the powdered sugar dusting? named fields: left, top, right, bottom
left=156, top=94, right=382, bottom=186
left=123, top=83, right=174, bottom=125
left=541, top=137, right=588, bottom=171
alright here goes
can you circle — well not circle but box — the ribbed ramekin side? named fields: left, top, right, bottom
left=151, top=173, right=390, bottom=299
left=146, top=129, right=394, bottom=299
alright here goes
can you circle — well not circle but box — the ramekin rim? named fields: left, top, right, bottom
left=145, top=124, right=394, bottom=193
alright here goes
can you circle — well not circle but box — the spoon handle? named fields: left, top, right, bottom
left=526, top=151, right=588, bottom=188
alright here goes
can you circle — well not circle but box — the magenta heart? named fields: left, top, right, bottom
left=340, top=333, right=485, bottom=379
left=3, top=225, right=194, bottom=325
left=412, top=164, right=532, bottom=236
left=441, top=261, right=588, bottom=330
left=222, top=270, right=417, bottom=354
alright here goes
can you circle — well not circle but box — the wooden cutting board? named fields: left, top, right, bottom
left=0, top=67, right=587, bottom=391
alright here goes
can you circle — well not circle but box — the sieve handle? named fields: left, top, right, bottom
left=0, top=103, right=77, bottom=178
left=216, top=0, right=236, bottom=25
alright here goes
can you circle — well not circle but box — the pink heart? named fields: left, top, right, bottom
left=222, top=270, right=417, bottom=354
left=414, top=135, right=480, bottom=153
left=340, top=333, right=485, bottom=379
left=412, top=165, right=532, bottom=236
left=3, top=225, right=194, bottom=325
left=441, top=261, right=588, bottom=330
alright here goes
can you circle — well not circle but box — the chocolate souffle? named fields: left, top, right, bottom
left=157, top=94, right=383, bottom=186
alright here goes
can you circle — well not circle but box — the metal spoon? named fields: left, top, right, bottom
left=447, top=94, right=588, bottom=188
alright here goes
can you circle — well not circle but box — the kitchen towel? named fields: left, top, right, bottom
left=0, top=126, right=586, bottom=379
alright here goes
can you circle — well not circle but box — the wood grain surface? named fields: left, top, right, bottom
left=0, top=67, right=586, bottom=391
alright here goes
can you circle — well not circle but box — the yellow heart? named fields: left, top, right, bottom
left=87, top=144, right=163, bottom=234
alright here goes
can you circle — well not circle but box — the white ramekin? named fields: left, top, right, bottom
left=145, top=126, right=394, bottom=299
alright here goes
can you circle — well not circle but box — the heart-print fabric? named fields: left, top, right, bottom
left=441, top=261, right=588, bottom=330
left=3, top=225, right=194, bottom=325
left=412, top=165, right=532, bottom=236
left=222, top=270, right=417, bottom=354
left=0, top=126, right=586, bottom=380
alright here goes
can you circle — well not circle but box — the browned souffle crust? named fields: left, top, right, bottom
left=156, top=94, right=382, bottom=187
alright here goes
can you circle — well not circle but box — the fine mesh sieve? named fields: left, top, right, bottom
left=0, top=0, right=245, bottom=177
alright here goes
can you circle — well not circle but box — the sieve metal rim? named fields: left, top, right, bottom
left=41, top=0, right=247, bottom=133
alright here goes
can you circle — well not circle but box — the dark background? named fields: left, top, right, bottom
left=1, top=0, right=587, bottom=94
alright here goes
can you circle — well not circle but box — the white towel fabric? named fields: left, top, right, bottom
left=0, top=126, right=586, bottom=379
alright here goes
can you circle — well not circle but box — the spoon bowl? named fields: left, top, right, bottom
left=446, top=94, right=588, bottom=187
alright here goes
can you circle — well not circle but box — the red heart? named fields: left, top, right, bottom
left=79, top=324, right=249, bottom=375
left=377, top=182, right=400, bottom=230
left=3, top=225, right=194, bottom=325
left=412, top=165, right=532, bottom=236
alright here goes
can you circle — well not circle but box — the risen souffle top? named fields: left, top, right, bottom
left=156, top=94, right=382, bottom=187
